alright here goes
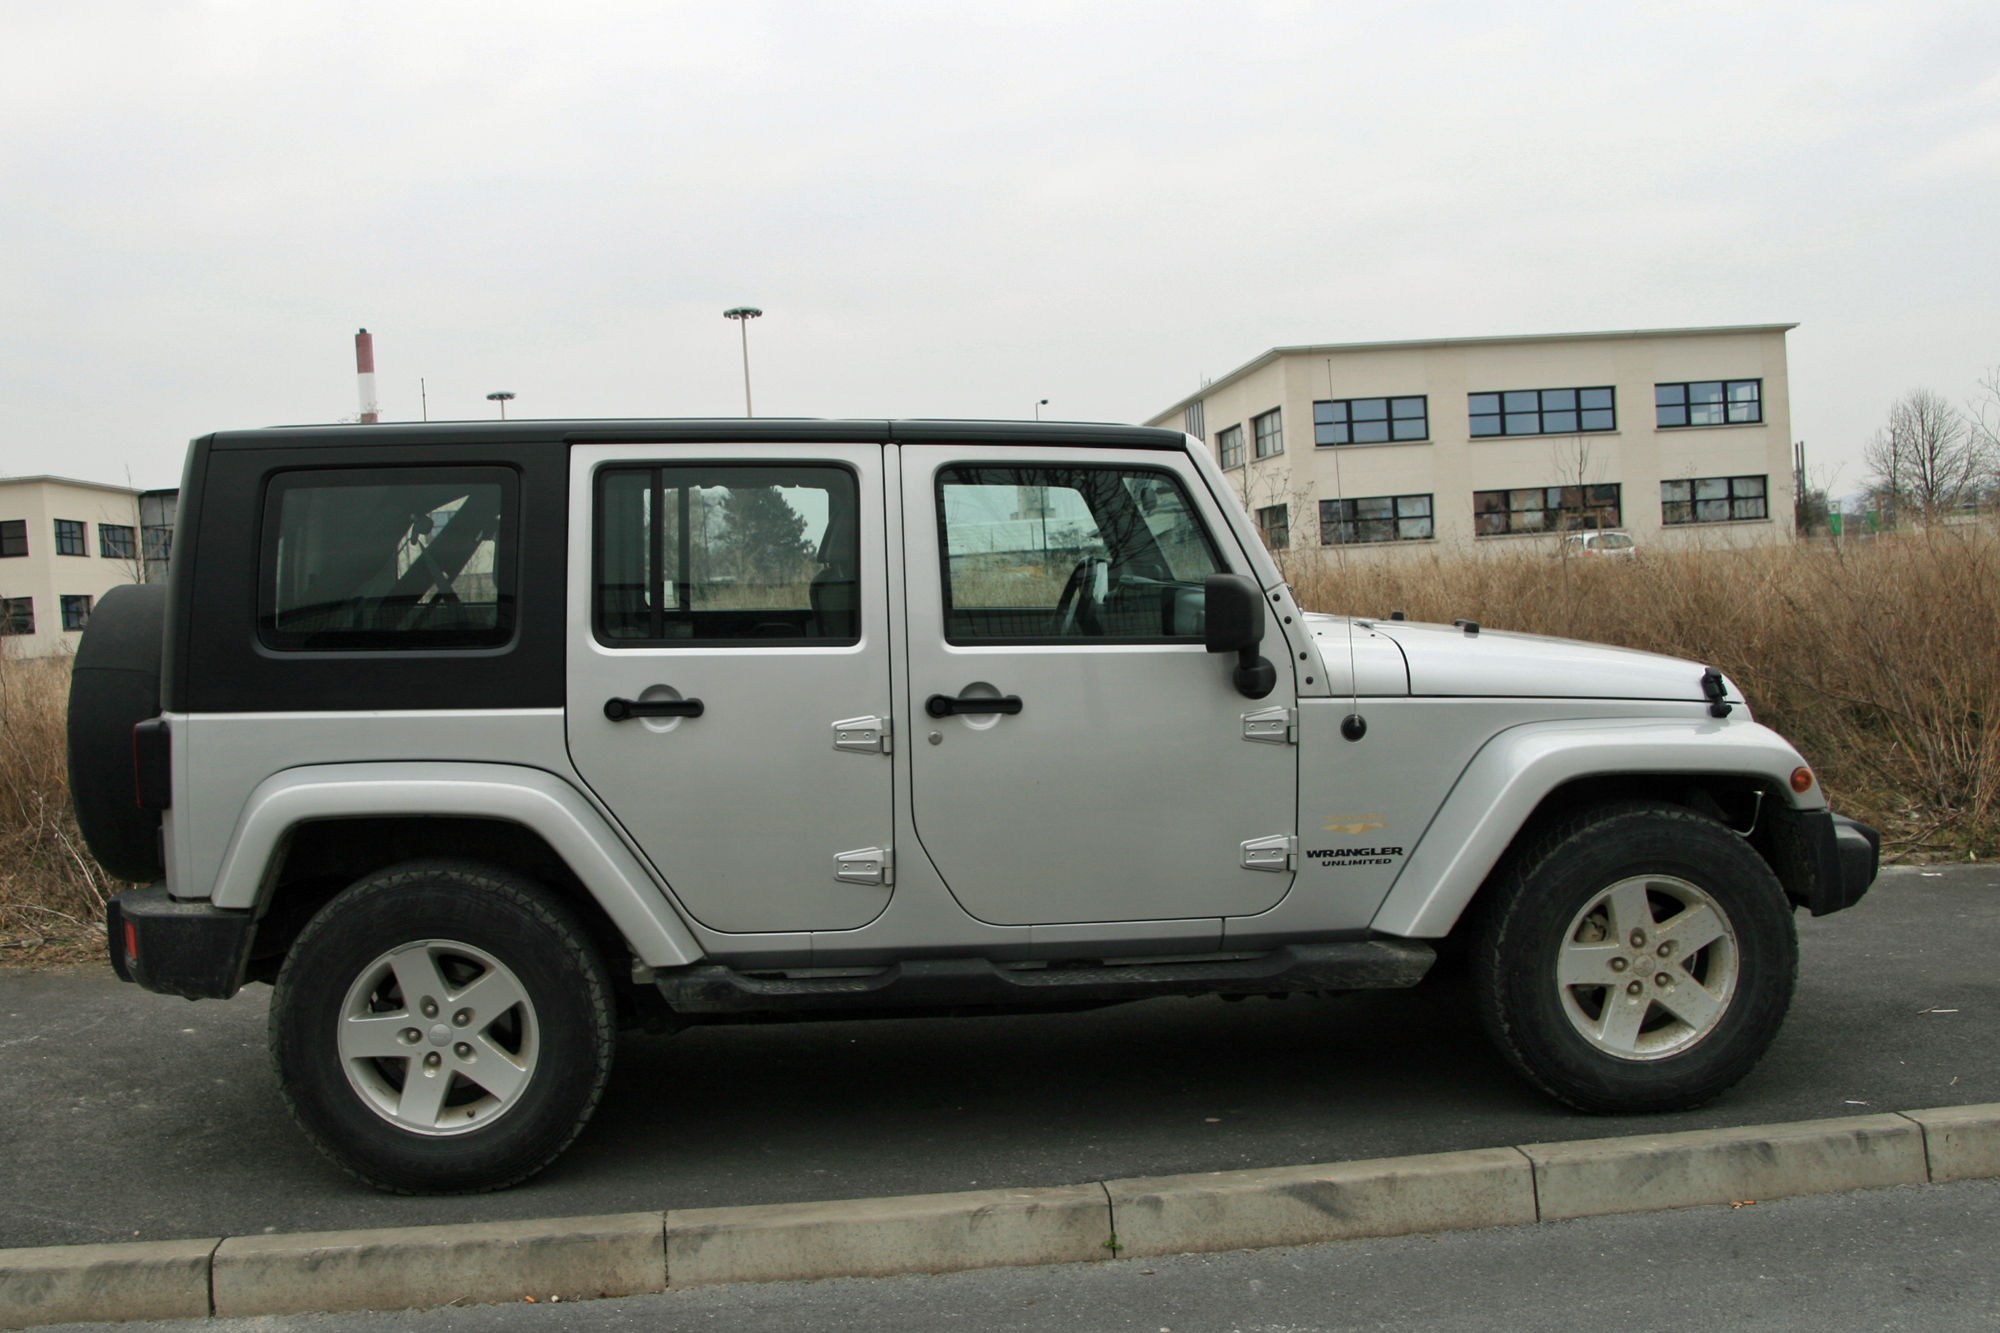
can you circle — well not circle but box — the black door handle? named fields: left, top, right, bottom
left=604, top=696, right=705, bottom=721
left=925, top=693, right=1023, bottom=718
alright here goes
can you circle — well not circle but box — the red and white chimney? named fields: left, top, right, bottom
left=355, top=328, right=379, bottom=424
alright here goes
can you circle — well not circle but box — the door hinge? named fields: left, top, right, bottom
left=1242, top=707, right=1298, bottom=745
left=835, top=847, right=894, bottom=886
left=1240, top=834, right=1298, bottom=873
left=833, top=716, right=892, bottom=754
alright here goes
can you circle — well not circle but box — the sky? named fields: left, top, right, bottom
left=2, top=0, right=1997, bottom=494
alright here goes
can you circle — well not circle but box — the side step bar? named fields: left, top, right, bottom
left=654, top=940, right=1435, bottom=1016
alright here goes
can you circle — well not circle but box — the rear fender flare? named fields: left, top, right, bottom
left=209, top=762, right=702, bottom=966
left=1369, top=717, right=1819, bottom=938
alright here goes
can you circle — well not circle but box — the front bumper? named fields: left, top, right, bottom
left=106, top=883, right=255, bottom=1000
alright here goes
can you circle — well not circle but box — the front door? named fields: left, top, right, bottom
left=566, top=442, right=894, bottom=934
left=899, top=445, right=1298, bottom=926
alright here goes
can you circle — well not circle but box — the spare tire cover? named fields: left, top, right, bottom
left=67, top=583, right=168, bottom=884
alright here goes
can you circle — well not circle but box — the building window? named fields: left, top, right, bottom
left=1321, top=494, right=1433, bottom=545
left=60, top=594, right=92, bottom=631
left=0, top=519, right=25, bottom=558
left=1252, top=409, right=1284, bottom=459
left=1656, top=380, right=1761, bottom=428
left=1662, top=475, right=1768, bottom=525
left=1474, top=485, right=1622, bottom=536
left=1255, top=504, right=1289, bottom=550
left=54, top=519, right=87, bottom=556
left=1184, top=400, right=1206, bottom=442
left=1315, top=396, right=1428, bottom=445
left=0, top=597, right=31, bottom=635
left=142, top=524, right=174, bottom=573
left=1216, top=424, right=1244, bottom=470
left=1469, top=387, right=1616, bottom=437
left=99, top=524, right=136, bottom=560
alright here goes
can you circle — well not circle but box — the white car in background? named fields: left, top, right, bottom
left=1563, top=529, right=1638, bottom=558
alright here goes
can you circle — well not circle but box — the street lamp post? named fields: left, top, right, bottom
left=485, top=391, right=516, bottom=420
left=1034, top=398, right=1048, bottom=421
left=723, top=307, right=763, bottom=417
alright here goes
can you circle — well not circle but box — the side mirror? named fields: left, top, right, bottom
left=1203, top=573, right=1278, bottom=699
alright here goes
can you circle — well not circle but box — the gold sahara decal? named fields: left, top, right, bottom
left=1322, top=814, right=1388, bottom=836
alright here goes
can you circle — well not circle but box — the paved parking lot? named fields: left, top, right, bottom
left=2, top=865, right=1994, bottom=1250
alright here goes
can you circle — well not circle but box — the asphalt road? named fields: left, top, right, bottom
left=2, top=865, right=1994, bottom=1251
left=52, top=1177, right=2000, bottom=1333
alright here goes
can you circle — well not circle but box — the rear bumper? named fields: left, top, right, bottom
left=106, top=883, right=255, bottom=1000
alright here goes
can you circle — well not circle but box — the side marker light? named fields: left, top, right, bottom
left=124, top=919, right=139, bottom=962
left=1790, top=767, right=1814, bottom=794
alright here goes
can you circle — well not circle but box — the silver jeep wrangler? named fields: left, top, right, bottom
left=68, top=419, right=1878, bottom=1193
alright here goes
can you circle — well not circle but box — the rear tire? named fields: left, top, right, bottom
left=1471, top=802, right=1796, bottom=1114
left=269, top=859, right=615, bottom=1193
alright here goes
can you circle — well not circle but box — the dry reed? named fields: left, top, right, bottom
left=1282, top=526, right=2000, bottom=861
left=0, top=529, right=1990, bottom=972
left=0, top=652, right=115, bottom=964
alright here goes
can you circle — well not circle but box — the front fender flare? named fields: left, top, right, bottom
left=1369, top=717, right=1819, bottom=938
left=208, top=762, right=702, bottom=967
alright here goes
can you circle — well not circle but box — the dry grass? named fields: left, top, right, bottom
left=1282, top=526, right=2000, bottom=862
left=0, top=529, right=1991, bottom=973
left=0, top=652, right=115, bottom=964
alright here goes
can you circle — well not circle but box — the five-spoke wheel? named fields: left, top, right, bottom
left=1472, top=802, right=1796, bottom=1114
left=270, top=859, right=614, bottom=1193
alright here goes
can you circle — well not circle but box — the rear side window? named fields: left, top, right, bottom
left=259, top=467, right=518, bottom=652
left=593, top=463, right=860, bottom=646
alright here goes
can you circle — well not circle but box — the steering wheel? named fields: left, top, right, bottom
left=1054, top=556, right=1110, bottom=636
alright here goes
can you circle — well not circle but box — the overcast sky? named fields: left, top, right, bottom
left=3, top=0, right=1996, bottom=493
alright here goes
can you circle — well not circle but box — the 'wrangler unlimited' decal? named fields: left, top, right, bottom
left=1308, top=845, right=1405, bottom=867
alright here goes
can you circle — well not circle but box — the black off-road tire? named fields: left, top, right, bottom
left=1470, top=801, right=1797, bottom=1114
left=269, top=858, right=616, bottom=1194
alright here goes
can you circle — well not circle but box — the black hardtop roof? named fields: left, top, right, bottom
left=205, top=418, right=1189, bottom=451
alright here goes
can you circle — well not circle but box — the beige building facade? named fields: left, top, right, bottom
left=0, top=477, right=174, bottom=658
left=1146, top=324, right=1795, bottom=556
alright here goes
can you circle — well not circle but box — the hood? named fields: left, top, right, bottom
left=1303, top=614, right=1743, bottom=706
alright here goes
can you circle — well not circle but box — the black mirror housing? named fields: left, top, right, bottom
left=1204, top=573, right=1278, bottom=699
left=1203, top=573, right=1266, bottom=655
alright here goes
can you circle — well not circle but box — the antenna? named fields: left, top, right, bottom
left=1328, top=358, right=1365, bottom=742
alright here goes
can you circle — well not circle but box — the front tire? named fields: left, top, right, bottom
left=1471, top=802, right=1797, bottom=1114
left=269, top=859, right=615, bottom=1193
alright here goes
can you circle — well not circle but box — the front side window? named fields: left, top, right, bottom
left=1321, top=494, right=1433, bottom=544
left=1474, top=485, right=1622, bottom=535
left=0, top=519, right=24, bottom=558
left=1253, top=409, right=1284, bottom=459
left=937, top=465, right=1222, bottom=642
left=60, top=594, right=92, bottom=631
left=595, top=464, right=859, bottom=646
left=1470, top=387, right=1616, bottom=437
left=1662, top=475, right=1768, bottom=524
left=1216, top=424, right=1244, bottom=470
left=54, top=519, right=87, bottom=556
left=1, top=597, right=32, bottom=635
left=1656, top=380, right=1762, bottom=428
left=1255, top=503, right=1289, bottom=550
left=260, top=467, right=517, bottom=652
left=99, top=524, right=136, bottom=560
left=1315, top=396, right=1428, bottom=445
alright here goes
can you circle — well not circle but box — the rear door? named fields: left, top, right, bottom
left=899, top=444, right=1298, bottom=927
left=565, top=442, right=894, bottom=934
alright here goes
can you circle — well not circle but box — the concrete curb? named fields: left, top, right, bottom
left=3, top=1101, right=1996, bottom=1328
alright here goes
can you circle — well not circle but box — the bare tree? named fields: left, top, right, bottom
left=1863, top=388, right=1992, bottom=519
left=1966, top=366, right=2000, bottom=505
